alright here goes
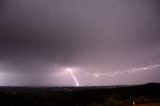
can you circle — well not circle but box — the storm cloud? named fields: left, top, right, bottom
left=0, top=0, right=160, bottom=86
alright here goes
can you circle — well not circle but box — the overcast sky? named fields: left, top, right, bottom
left=0, top=0, right=160, bottom=86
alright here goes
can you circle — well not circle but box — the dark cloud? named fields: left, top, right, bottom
left=0, top=0, right=160, bottom=86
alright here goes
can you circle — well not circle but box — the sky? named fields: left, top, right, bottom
left=0, top=0, right=160, bottom=86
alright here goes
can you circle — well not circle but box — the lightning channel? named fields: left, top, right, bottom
left=67, top=68, right=79, bottom=87
left=94, top=64, right=160, bottom=77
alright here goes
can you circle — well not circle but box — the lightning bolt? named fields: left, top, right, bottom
left=125, top=64, right=160, bottom=73
left=94, top=71, right=122, bottom=77
left=67, top=68, right=79, bottom=87
left=94, top=64, right=160, bottom=77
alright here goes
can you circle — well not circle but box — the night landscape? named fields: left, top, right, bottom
left=0, top=83, right=160, bottom=106
left=0, top=0, right=160, bottom=106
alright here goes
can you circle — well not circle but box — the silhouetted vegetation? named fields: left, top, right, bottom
left=0, top=83, right=160, bottom=106
left=89, top=96, right=160, bottom=106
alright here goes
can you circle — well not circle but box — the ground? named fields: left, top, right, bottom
left=130, top=103, right=160, bottom=106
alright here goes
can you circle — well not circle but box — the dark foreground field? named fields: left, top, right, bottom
left=129, top=103, right=160, bottom=106
left=0, top=83, right=160, bottom=106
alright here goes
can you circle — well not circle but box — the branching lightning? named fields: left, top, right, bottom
left=64, top=64, right=160, bottom=86
left=94, top=71, right=122, bottom=77
left=66, top=68, right=79, bottom=86
left=94, top=64, right=160, bottom=77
